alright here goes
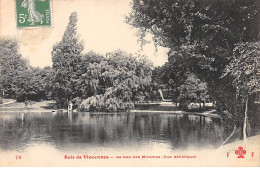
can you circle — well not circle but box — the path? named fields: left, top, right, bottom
left=0, top=99, right=16, bottom=106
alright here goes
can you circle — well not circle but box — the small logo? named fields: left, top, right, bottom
left=235, top=146, right=246, bottom=158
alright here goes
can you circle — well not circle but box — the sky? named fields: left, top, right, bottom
left=0, top=0, right=169, bottom=68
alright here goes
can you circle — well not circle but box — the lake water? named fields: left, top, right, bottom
left=0, top=111, right=231, bottom=154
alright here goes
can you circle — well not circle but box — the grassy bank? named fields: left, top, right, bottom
left=0, top=100, right=55, bottom=112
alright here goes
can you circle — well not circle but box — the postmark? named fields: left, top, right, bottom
left=16, top=0, right=52, bottom=28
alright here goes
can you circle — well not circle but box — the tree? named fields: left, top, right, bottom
left=177, top=73, right=209, bottom=110
left=127, top=0, right=259, bottom=139
left=8, top=66, right=52, bottom=102
left=51, top=12, right=84, bottom=108
left=222, top=42, right=260, bottom=143
left=152, top=50, right=195, bottom=104
left=0, top=37, right=53, bottom=102
left=153, top=63, right=209, bottom=108
left=0, top=37, right=28, bottom=98
left=75, top=52, right=106, bottom=99
left=127, top=0, right=258, bottom=84
left=127, top=0, right=258, bottom=47
left=79, top=50, right=153, bottom=111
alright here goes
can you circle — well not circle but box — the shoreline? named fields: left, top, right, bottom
left=0, top=100, right=220, bottom=118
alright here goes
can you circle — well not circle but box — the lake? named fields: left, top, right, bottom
left=0, top=111, right=231, bottom=154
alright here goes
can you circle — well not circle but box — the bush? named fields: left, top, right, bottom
left=79, top=94, right=134, bottom=112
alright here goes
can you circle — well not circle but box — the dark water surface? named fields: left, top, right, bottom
left=0, top=112, right=230, bottom=153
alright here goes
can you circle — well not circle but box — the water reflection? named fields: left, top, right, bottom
left=0, top=112, right=229, bottom=152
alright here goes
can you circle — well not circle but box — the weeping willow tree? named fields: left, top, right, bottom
left=78, top=50, right=153, bottom=112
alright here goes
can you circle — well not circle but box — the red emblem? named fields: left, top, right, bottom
left=235, top=146, right=246, bottom=158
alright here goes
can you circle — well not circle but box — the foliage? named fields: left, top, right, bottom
left=78, top=50, right=153, bottom=111
left=223, top=42, right=260, bottom=95
left=177, top=73, right=209, bottom=108
left=0, top=37, right=28, bottom=98
left=0, top=37, right=52, bottom=102
left=51, top=12, right=84, bottom=108
left=153, top=63, right=209, bottom=107
left=127, top=0, right=258, bottom=47
left=80, top=91, right=134, bottom=112
left=127, top=0, right=259, bottom=133
left=76, top=52, right=106, bottom=98
left=153, top=51, right=191, bottom=102
left=11, top=67, right=52, bottom=101
left=220, top=42, right=260, bottom=132
left=127, top=0, right=258, bottom=87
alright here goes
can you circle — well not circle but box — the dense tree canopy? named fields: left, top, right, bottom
left=49, top=12, right=155, bottom=110
left=79, top=50, right=153, bottom=111
left=127, top=0, right=258, bottom=82
left=223, top=42, right=260, bottom=96
left=153, top=63, right=209, bottom=108
left=177, top=73, right=209, bottom=109
left=0, top=37, right=28, bottom=98
left=0, top=37, right=52, bottom=102
left=127, top=0, right=259, bottom=137
left=221, top=42, right=260, bottom=134
left=127, top=0, right=258, bottom=45
left=11, top=66, right=52, bottom=101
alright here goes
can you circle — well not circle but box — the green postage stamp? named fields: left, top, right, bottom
left=16, top=0, right=52, bottom=28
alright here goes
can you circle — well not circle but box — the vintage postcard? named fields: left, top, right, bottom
left=0, top=0, right=259, bottom=167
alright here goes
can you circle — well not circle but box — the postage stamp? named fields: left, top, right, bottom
left=15, top=0, right=52, bottom=28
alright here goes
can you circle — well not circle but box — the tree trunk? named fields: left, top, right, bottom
left=243, top=96, right=248, bottom=147
left=218, top=124, right=237, bottom=148
left=0, top=90, right=3, bottom=104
